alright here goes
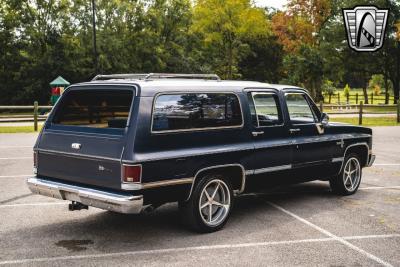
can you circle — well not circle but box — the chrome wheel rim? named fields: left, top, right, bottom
left=343, top=157, right=361, bottom=192
left=199, top=179, right=231, bottom=227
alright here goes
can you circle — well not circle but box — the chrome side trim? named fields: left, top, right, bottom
left=245, top=164, right=292, bottom=176
left=27, top=177, right=143, bottom=214
left=150, top=92, right=244, bottom=134
left=254, top=164, right=292, bottom=174
left=245, top=170, right=254, bottom=176
left=332, top=157, right=344, bottom=163
left=121, top=177, right=194, bottom=190
left=185, top=164, right=246, bottom=201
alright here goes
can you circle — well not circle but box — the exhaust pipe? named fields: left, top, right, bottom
left=68, top=201, right=89, bottom=211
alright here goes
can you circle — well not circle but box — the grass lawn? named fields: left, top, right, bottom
left=330, top=116, right=400, bottom=126
left=0, top=126, right=42, bottom=133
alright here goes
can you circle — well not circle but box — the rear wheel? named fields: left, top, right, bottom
left=179, top=174, right=233, bottom=233
left=330, top=153, right=362, bottom=195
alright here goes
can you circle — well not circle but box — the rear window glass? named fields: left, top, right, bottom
left=52, top=89, right=133, bottom=129
left=152, top=93, right=242, bottom=132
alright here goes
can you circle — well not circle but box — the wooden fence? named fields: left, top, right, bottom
left=0, top=101, right=399, bottom=130
left=323, top=92, right=395, bottom=105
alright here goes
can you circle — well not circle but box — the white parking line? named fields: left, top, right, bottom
left=374, top=163, right=400, bottom=166
left=267, top=201, right=394, bottom=267
left=1, top=234, right=400, bottom=265
left=0, top=174, right=31, bottom=178
left=0, top=202, right=64, bottom=208
left=0, top=146, right=32, bottom=148
left=0, top=157, right=31, bottom=160
left=360, top=186, right=400, bottom=190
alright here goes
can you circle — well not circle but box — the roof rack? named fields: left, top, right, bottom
left=92, top=73, right=220, bottom=81
left=92, top=74, right=148, bottom=81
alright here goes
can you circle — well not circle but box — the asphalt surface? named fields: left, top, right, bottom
left=0, top=127, right=399, bottom=266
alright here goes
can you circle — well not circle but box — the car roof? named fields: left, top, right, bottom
left=70, top=79, right=303, bottom=97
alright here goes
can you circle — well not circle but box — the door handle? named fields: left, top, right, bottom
left=289, top=128, right=301, bottom=134
left=252, top=131, right=264, bottom=137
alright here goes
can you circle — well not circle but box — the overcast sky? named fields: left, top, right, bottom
left=254, top=0, right=288, bottom=9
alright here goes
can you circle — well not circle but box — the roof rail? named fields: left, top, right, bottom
left=145, top=73, right=220, bottom=80
left=92, top=74, right=148, bottom=81
left=92, top=73, right=220, bottom=81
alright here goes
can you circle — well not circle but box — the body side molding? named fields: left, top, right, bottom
left=185, top=164, right=246, bottom=201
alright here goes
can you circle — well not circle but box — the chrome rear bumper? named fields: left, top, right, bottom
left=27, top=177, right=143, bottom=214
left=367, top=154, right=376, bottom=167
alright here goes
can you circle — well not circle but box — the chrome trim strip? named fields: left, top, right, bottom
left=185, top=164, right=246, bottom=201
left=27, top=177, right=143, bottom=214
left=143, top=178, right=194, bottom=189
left=245, top=170, right=254, bottom=176
left=37, top=149, right=120, bottom=162
left=252, top=164, right=292, bottom=175
left=150, top=92, right=244, bottom=134
left=121, top=177, right=194, bottom=190
left=332, top=157, right=344, bottom=163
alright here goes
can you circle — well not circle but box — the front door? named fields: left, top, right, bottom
left=284, top=91, right=335, bottom=179
left=246, top=90, right=293, bottom=186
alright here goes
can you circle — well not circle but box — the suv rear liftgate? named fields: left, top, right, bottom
left=28, top=85, right=145, bottom=213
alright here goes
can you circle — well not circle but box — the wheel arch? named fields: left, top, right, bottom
left=185, top=164, right=245, bottom=201
left=341, top=142, right=370, bottom=170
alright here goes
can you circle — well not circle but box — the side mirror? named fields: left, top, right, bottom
left=321, top=112, right=329, bottom=125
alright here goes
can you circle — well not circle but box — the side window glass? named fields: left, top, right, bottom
left=152, top=93, right=242, bottom=132
left=251, top=93, right=283, bottom=127
left=285, top=93, right=317, bottom=124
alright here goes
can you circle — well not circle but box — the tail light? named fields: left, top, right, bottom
left=33, top=151, right=38, bottom=174
left=121, top=164, right=141, bottom=183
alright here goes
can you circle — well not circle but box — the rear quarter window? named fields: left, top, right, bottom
left=152, top=93, right=242, bottom=132
left=51, top=89, right=133, bottom=133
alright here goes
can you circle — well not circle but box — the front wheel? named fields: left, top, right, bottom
left=179, top=175, right=233, bottom=233
left=330, top=153, right=362, bottom=195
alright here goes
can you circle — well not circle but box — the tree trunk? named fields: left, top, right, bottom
left=363, top=86, right=369, bottom=104
left=384, top=74, right=389, bottom=105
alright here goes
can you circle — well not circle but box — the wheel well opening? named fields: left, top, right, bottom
left=346, top=145, right=369, bottom=167
left=194, top=166, right=244, bottom=193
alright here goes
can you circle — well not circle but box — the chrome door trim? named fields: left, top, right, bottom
left=245, top=164, right=292, bottom=176
left=332, top=157, right=344, bottom=163
left=185, top=163, right=246, bottom=201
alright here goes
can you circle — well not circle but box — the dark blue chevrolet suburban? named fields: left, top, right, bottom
left=28, top=73, right=375, bottom=232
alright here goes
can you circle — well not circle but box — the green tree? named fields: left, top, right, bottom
left=191, top=0, right=271, bottom=79
left=282, top=44, right=324, bottom=100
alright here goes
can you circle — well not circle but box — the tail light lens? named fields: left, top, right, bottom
left=33, top=151, right=38, bottom=174
left=121, top=164, right=141, bottom=183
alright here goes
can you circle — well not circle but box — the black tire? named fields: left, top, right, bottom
left=179, top=174, right=233, bottom=233
left=330, top=153, right=362, bottom=195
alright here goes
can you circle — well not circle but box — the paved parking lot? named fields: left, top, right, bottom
left=0, top=127, right=399, bottom=266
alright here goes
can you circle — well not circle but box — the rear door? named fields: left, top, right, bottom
left=36, top=85, right=136, bottom=190
left=246, top=89, right=293, bottom=176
